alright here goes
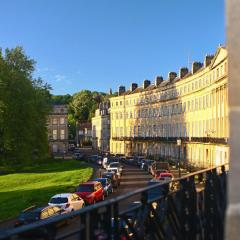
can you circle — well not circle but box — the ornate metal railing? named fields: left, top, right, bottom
left=0, top=165, right=227, bottom=240
left=112, top=136, right=228, bottom=144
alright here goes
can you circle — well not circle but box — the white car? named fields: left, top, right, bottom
left=48, top=193, right=85, bottom=213
left=108, top=162, right=123, bottom=173
left=106, top=167, right=121, bottom=177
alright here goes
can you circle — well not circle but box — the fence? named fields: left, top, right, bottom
left=0, top=165, right=227, bottom=240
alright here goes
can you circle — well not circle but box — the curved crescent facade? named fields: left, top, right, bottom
left=109, top=47, right=228, bottom=168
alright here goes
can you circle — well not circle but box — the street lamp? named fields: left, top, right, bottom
left=177, top=139, right=181, bottom=177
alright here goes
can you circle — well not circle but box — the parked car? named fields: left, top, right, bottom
left=151, top=162, right=170, bottom=176
left=102, top=157, right=109, bottom=169
left=89, top=155, right=98, bottom=164
left=15, top=205, right=65, bottom=227
left=146, top=160, right=155, bottom=173
left=107, top=162, right=123, bottom=174
left=101, top=171, right=120, bottom=188
left=95, top=177, right=113, bottom=196
left=154, top=169, right=169, bottom=178
left=48, top=193, right=85, bottom=212
left=140, top=159, right=147, bottom=169
left=143, top=160, right=154, bottom=172
left=75, top=181, right=104, bottom=204
left=96, top=157, right=102, bottom=166
left=73, top=152, right=85, bottom=160
left=156, top=172, right=174, bottom=181
left=68, top=144, right=75, bottom=152
left=106, top=167, right=121, bottom=178
left=136, top=156, right=145, bottom=166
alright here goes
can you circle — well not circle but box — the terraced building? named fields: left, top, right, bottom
left=110, top=46, right=228, bottom=168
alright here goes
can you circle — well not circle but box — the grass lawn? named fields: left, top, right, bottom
left=0, top=160, right=93, bottom=222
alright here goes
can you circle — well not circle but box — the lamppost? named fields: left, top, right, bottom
left=177, top=139, right=181, bottom=177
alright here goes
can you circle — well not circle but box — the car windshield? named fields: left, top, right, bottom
left=77, top=185, right=94, bottom=192
left=110, top=163, right=119, bottom=168
left=91, top=156, right=98, bottom=160
left=102, top=174, right=113, bottom=180
left=108, top=169, right=117, bottom=173
left=19, top=212, right=39, bottom=220
left=49, top=197, right=68, bottom=204
left=96, top=179, right=106, bottom=186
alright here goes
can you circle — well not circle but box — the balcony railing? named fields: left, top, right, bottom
left=0, top=165, right=227, bottom=240
left=112, top=136, right=228, bottom=144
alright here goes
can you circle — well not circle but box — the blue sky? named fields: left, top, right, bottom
left=0, top=0, right=225, bottom=95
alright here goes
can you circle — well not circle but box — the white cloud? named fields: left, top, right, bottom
left=55, top=74, right=66, bottom=82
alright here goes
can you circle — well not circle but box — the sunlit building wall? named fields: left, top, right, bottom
left=109, top=47, right=228, bottom=168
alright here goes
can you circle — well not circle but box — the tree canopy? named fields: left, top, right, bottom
left=70, top=90, right=108, bottom=121
left=0, top=46, right=51, bottom=165
left=50, top=94, right=72, bottom=105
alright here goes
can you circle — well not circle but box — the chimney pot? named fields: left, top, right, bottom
left=118, top=86, right=126, bottom=96
left=168, top=72, right=177, bottom=82
left=179, top=67, right=189, bottom=78
left=130, top=83, right=138, bottom=92
left=155, top=76, right=163, bottom=86
left=143, top=80, right=151, bottom=89
left=192, top=62, right=203, bottom=74
left=204, top=55, right=214, bottom=67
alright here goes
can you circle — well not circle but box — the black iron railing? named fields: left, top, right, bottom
left=0, top=165, right=227, bottom=240
left=112, top=136, right=228, bottom=144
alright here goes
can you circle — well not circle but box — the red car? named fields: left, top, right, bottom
left=75, top=181, right=104, bottom=204
left=155, top=169, right=169, bottom=178
left=156, top=172, right=174, bottom=181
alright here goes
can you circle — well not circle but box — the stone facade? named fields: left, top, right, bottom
left=92, top=102, right=110, bottom=152
left=48, top=105, right=68, bottom=154
left=110, top=46, right=229, bottom=168
left=76, top=122, right=92, bottom=147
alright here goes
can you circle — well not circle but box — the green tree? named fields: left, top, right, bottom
left=70, top=90, right=107, bottom=122
left=50, top=94, right=72, bottom=105
left=0, top=47, right=51, bottom=165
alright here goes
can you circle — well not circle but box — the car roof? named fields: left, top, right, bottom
left=102, top=172, right=114, bottom=175
left=80, top=181, right=98, bottom=185
left=51, top=193, right=72, bottom=198
left=95, top=178, right=107, bottom=181
left=22, top=205, right=55, bottom=213
left=160, top=173, right=173, bottom=177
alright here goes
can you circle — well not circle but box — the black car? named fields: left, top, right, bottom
left=143, top=160, right=154, bottom=172
left=15, top=205, right=66, bottom=238
left=15, top=205, right=64, bottom=227
left=101, top=171, right=120, bottom=188
left=73, top=152, right=85, bottom=160
left=89, top=155, right=98, bottom=164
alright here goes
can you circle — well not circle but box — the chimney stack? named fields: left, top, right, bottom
left=130, top=83, right=138, bottom=92
left=168, top=72, right=177, bottom=82
left=179, top=67, right=189, bottom=78
left=143, top=80, right=151, bottom=89
left=204, top=55, right=214, bottom=67
left=192, top=62, right=203, bottom=74
left=155, top=76, right=163, bottom=86
left=118, top=86, right=126, bottom=96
